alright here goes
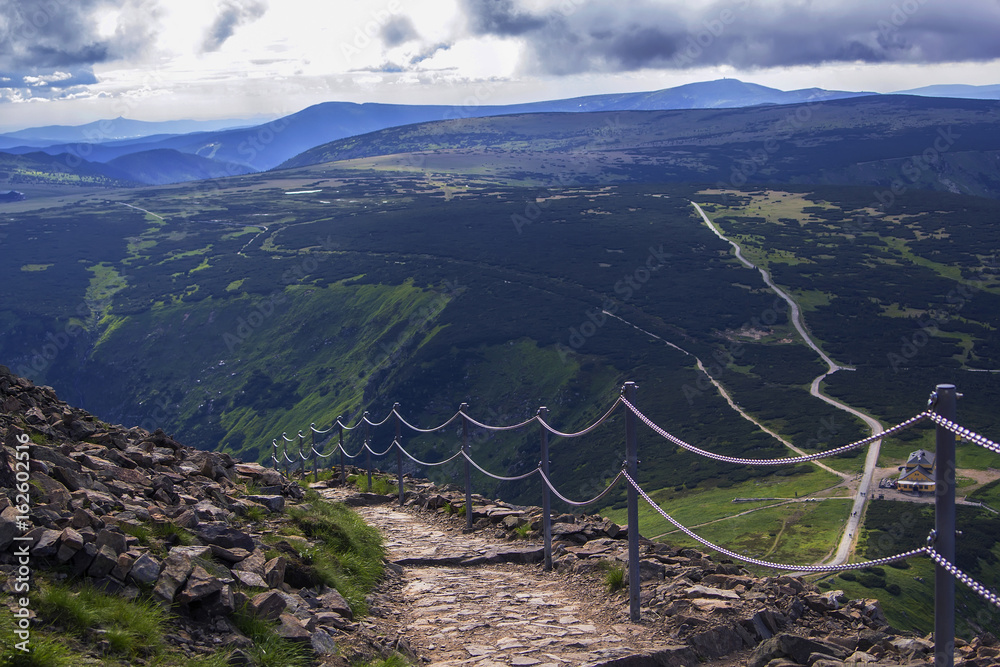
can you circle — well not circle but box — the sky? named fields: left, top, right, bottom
left=1, top=0, right=999, bottom=131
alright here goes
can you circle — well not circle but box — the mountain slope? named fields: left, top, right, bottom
left=0, top=150, right=134, bottom=189
left=0, top=80, right=878, bottom=175
left=278, top=95, right=1000, bottom=199
left=106, top=148, right=255, bottom=184
left=0, top=115, right=264, bottom=143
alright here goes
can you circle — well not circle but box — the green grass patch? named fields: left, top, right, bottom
left=605, top=468, right=841, bottom=535
left=284, top=490, right=385, bottom=615
left=35, top=581, right=168, bottom=659
left=348, top=473, right=398, bottom=496
left=232, top=604, right=312, bottom=667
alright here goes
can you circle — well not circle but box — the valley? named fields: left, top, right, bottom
left=3, top=95, right=1000, bottom=638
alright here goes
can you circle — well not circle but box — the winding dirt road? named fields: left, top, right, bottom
left=691, top=202, right=883, bottom=565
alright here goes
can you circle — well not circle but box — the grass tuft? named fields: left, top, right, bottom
left=232, top=604, right=312, bottom=667
left=598, top=560, right=626, bottom=593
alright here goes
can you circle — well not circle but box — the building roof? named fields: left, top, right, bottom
left=905, top=449, right=935, bottom=468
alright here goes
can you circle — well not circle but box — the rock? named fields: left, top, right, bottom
left=892, top=636, right=934, bottom=659
left=0, top=506, right=21, bottom=551
left=31, top=473, right=72, bottom=508
left=56, top=527, right=85, bottom=562
left=210, top=545, right=250, bottom=563
left=69, top=507, right=102, bottom=529
left=251, top=590, right=286, bottom=621
left=234, top=549, right=266, bottom=576
left=318, top=589, right=353, bottom=619
left=95, top=528, right=128, bottom=555
left=264, top=556, right=286, bottom=589
left=87, top=544, right=119, bottom=579
left=233, top=570, right=269, bottom=589
left=748, top=633, right=851, bottom=667
left=246, top=495, right=284, bottom=512
left=111, top=553, right=135, bottom=581
left=685, top=584, right=740, bottom=600
left=128, top=552, right=163, bottom=585
left=154, top=549, right=194, bottom=603
left=310, top=628, right=338, bottom=656
left=197, top=524, right=254, bottom=552
left=177, top=565, right=225, bottom=604
left=30, top=528, right=62, bottom=557
left=688, top=625, right=750, bottom=659
left=276, top=613, right=311, bottom=643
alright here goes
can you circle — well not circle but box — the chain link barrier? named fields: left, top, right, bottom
left=926, top=546, right=1000, bottom=610
left=927, top=412, right=1000, bottom=455
left=623, top=470, right=926, bottom=572
left=622, top=397, right=929, bottom=466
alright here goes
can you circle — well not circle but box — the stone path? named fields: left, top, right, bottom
left=320, top=489, right=690, bottom=667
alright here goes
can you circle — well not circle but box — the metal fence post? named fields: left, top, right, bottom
left=310, top=425, right=319, bottom=482
left=933, top=384, right=957, bottom=667
left=297, top=431, right=304, bottom=478
left=460, top=403, right=473, bottom=531
left=624, top=381, right=640, bottom=623
left=395, top=403, right=404, bottom=506
left=539, top=406, right=552, bottom=571
left=281, top=433, right=289, bottom=478
left=364, top=412, right=372, bottom=491
left=337, top=420, right=346, bottom=484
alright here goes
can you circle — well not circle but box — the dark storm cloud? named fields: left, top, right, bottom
left=201, top=0, right=268, bottom=53
left=460, top=0, right=547, bottom=36
left=0, top=0, right=158, bottom=93
left=381, top=15, right=419, bottom=47
left=457, top=0, right=1000, bottom=73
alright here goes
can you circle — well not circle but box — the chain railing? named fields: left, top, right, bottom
left=269, top=382, right=998, bottom=662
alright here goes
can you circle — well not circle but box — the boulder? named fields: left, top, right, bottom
left=153, top=548, right=193, bottom=603
left=197, top=524, right=254, bottom=552
left=246, top=495, right=285, bottom=512
left=318, top=589, right=353, bottom=619
left=87, top=544, right=119, bottom=579
left=310, top=628, right=338, bottom=656
left=177, top=565, right=225, bottom=604
left=250, top=590, right=286, bottom=621
left=264, top=556, right=286, bottom=589
left=749, top=633, right=851, bottom=667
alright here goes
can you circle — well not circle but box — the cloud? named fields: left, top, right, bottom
left=0, top=0, right=159, bottom=98
left=455, top=0, right=1000, bottom=75
left=201, top=0, right=268, bottom=52
left=381, top=15, right=419, bottom=48
left=460, top=0, right=546, bottom=36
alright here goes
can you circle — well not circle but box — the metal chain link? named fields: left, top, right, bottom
left=538, top=469, right=624, bottom=507
left=310, top=446, right=335, bottom=459
left=366, top=441, right=397, bottom=457
left=624, top=470, right=927, bottom=572
left=462, top=413, right=540, bottom=432
left=926, top=546, right=1000, bottom=609
left=394, top=409, right=463, bottom=434
left=396, top=442, right=466, bottom=467
left=537, top=398, right=623, bottom=438
left=460, top=450, right=541, bottom=481
left=362, top=411, right=395, bottom=428
left=927, top=413, right=1000, bottom=455
left=622, top=397, right=929, bottom=466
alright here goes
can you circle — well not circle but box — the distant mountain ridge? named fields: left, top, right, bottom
left=0, top=116, right=267, bottom=144
left=1, top=78, right=996, bottom=186
left=0, top=79, right=874, bottom=176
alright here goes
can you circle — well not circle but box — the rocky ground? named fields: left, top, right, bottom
left=323, top=480, right=999, bottom=667
left=2, top=365, right=997, bottom=666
